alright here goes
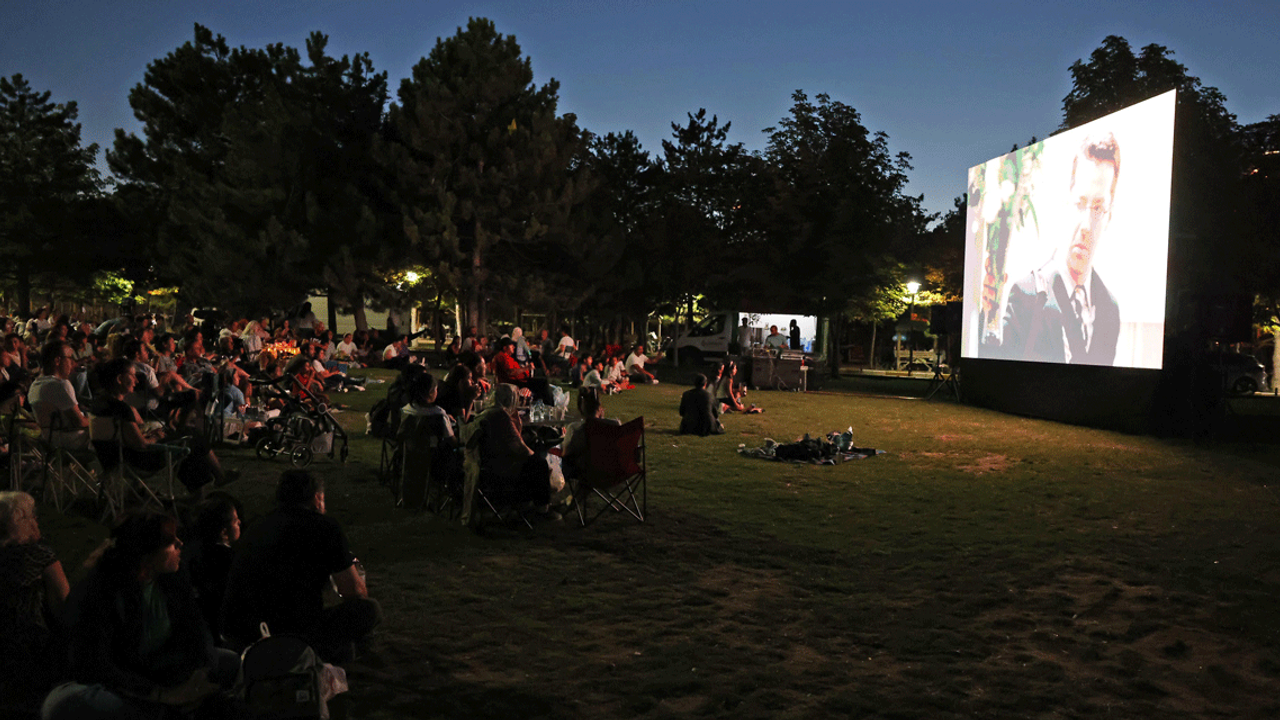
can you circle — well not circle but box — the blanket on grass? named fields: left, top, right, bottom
left=738, top=428, right=885, bottom=465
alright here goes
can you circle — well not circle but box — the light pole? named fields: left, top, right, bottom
left=905, top=281, right=921, bottom=374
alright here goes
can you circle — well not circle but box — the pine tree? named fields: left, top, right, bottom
left=0, top=74, right=101, bottom=313
left=383, top=18, right=587, bottom=332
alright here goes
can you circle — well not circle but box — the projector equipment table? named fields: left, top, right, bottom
left=745, top=349, right=811, bottom=391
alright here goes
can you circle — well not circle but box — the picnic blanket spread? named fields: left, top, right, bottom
left=738, top=427, right=885, bottom=465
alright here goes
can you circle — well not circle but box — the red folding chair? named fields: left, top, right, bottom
left=571, top=416, right=646, bottom=526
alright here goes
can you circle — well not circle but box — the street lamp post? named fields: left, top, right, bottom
left=905, top=281, right=921, bottom=375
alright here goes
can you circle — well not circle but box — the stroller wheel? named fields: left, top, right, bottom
left=255, top=437, right=277, bottom=460
left=339, top=443, right=349, bottom=463
left=290, top=446, right=314, bottom=468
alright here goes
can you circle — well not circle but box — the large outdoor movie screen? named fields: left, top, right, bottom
left=960, top=90, right=1175, bottom=369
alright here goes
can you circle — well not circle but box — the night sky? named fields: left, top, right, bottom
left=3, top=0, right=1277, bottom=217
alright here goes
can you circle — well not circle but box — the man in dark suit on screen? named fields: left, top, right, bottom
left=999, top=133, right=1122, bottom=366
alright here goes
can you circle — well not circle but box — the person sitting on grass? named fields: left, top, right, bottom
left=382, top=334, right=414, bottom=371
left=44, top=511, right=240, bottom=720
left=625, top=343, right=662, bottom=385
left=307, top=341, right=366, bottom=393
left=603, top=353, right=631, bottom=392
left=581, top=355, right=613, bottom=396
left=184, top=494, right=242, bottom=644
left=679, top=374, right=724, bottom=436
left=221, top=470, right=381, bottom=663
left=716, top=359, right=759, bottom=413
left=335, top=332, right=360, bottom=365
left=285, top=343, right=331, bottom=408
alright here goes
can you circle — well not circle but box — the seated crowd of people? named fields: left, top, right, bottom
left=374, top=324, right=673, bottom=525
left=0, top=467, right=379, bottom=718
left=2, top=308, right=673, bottom=715
left=0, top=307, right=400, bottom=489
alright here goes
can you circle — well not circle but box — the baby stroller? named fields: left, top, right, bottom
left=249, top=375, right=349, bottom=468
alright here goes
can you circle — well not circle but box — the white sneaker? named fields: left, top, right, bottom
left=652, top=379, right=660, bottom=384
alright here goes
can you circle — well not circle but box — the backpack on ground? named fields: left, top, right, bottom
left=239, top=632, right=327, bottom=719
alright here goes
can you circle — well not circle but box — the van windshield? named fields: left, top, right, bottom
left=689, top=315, right=725, bottom=337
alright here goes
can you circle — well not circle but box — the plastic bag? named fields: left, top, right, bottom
left=546, top=453, right=565, bottom=493
left=320, top=663, right=349, bottom=702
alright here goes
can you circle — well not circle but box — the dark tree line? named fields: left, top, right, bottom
left=4, top=28, right=1275, bottom=376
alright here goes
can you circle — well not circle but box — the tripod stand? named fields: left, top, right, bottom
left=925, top=335, right=960, bottom=401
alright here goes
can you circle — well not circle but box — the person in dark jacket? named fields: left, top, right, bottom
left=679, top=374, right=723, bottom=436
left=185, top=494, right=242, bottom=643
left=43, top=511, right=239, bottom=719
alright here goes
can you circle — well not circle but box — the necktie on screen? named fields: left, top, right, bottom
left=1071, top=286, right=1089, bottom=352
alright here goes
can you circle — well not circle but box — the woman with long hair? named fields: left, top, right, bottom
left=43, top=511, right=239, bottom=719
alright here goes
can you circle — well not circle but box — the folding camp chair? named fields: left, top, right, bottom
left=458, top=412, right=533, bottom=530
left=376, top=403, right=404, bottom=487
left=570, top=416, right=647, bottom=526
left=90, top=415, right=189, bottom=518
left=395, top=413, right=461, bottom=514
left=4, top=416, right=44, bottom=493
left=35, top=414, right=101, bottom=513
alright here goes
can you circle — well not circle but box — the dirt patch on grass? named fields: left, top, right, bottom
left=334, top=508, right=1280, bottom=720
left=956, top=454, right=1012, bottom=474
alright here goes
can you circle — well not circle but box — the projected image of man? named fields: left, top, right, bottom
left=1000, top=134, right=1121, bottom=365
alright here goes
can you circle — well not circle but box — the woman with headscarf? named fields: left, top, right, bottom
left=476, top=384, right=552, bottom=511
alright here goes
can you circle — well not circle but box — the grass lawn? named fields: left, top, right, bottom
left=39, top=365, right=1280, bottom=719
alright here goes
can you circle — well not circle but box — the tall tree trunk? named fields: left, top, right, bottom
left=469, top=219, right=484, bottom=335
left=347, top=284, right=369, bottom=333
left=829, top=315, right=842, bottom=378
left=869, top=321, right=878, bottom=369
left=326, top=286, right=339, bottom=333
left=1273, top=332, right=1280, bottom=392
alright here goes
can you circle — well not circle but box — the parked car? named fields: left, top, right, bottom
left=1212, top=351, right=1267, bottom=395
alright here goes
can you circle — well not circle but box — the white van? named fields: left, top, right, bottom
left=666, top=311, right=822, bottom=365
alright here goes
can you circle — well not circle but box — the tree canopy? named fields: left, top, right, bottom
left=0, top=73, right=102, bottom=313
left=384, top=18, right=591, bottom=331
left=109, top=25, right=391, bottom=319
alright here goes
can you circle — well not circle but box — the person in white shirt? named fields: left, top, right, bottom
left=335, top=333, right=358, bottom=360
left=555, top=327, right=577, bottom=362
left=28, top=340, right=90, bottom=449
left=624, top=343, right=662, bottom=385
left=603, top=355, right=628, bottom=391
